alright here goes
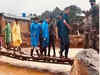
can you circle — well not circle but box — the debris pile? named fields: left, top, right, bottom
left=72, top=49, right=99, bottom=75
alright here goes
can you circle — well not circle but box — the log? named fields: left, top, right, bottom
left=0, top=50, right=73, bottom=65
left=0, top=56, right=71, bottom=75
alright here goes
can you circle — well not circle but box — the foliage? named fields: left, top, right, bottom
left=91, top=4, right=99, bottom=29
left=40, top=5, right=83, bottom=23
left=68, top=5, right=82, bottom=21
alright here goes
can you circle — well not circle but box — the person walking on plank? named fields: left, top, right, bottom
left=41, top=17, right=50, bottom=56
left=12, top=19, right=22, bottom=54
left=48, top=18, right=56, bottom=57
left=59, top=7, right=72, bottom=58
left=3, top=21, right=11, bottom=50
left=30, top=17, right=41, bottom=57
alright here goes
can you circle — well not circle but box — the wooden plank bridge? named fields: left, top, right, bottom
left=0, top=48, right=73, bottom=65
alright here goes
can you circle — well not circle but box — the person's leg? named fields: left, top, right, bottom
left=59, top=37, right=65, bottom=57
left=93, top=39, right=96, bottom=50
left=41, top=47, right=46, bottom=56
left=60, top=47, right=64, bottom=57
left=35, top=47, right=40, bottom=57
left=31, top=47, right=34, bottom=57
left=6, top=43, right=10, bottom=52
left=39, top=35, right=43, bottom=56
left=39, top=41, right=43, bottom=56
left=41, top=39, right=45, bottom=56
left=6, top=43, right=9, bottom=49
left=41, top=38, right=49, bottom=56
left=52, top=40, right=56, bottom=57
left=48, top=43, right=51, bottom=56
left=13, top=47, right=17, bottom=55
left=60, top=40, right=64, bottom=57
left=40, top=47, right=43, bottom=56
left=8, top=43, right=11, bottom=49
left=44, top=48, right=47, bottom=56
left=65, top=40, right=70, bottom=58
left=18, top=46, right=24, bottom=54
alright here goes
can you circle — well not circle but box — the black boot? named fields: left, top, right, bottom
left=30, top=48, right=34, bottom=57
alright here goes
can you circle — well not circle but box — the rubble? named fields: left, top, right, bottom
left=75, top=49, right=99, bottom=75
left=70, top=58, right=89, bottom=75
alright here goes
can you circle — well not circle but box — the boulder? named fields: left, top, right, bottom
left=70, top=58, right=89, bottom=75
left=75, top=49, right=99, bottom=75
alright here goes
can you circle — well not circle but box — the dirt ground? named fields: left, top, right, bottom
left=0, top=48, right=84, bottom=75
left=0, top=61, right=52, bottom=75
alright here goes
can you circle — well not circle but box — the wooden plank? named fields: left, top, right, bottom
left=0, top=50, right=73, bottom=65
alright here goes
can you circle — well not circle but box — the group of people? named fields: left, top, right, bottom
left=57, top=7, right=72, bottom=58
left=30, top=7, right=72, bottom=58
left=0, top=19, right=22, bottom=54
left=0, top=7, right=72, bottom=58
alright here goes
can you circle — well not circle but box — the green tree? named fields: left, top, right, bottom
left=91, top=4, right=99, bottom=30
left=68, top=5, right=82, bottom=21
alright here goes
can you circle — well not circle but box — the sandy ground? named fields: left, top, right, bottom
left=0, top=62, right=51, bottom=75
left=0, top=48, right=84, bottom=75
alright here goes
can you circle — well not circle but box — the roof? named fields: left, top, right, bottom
left=0, top=13, right=3, bottom=16
left=1, top=13, right=30, bottom=21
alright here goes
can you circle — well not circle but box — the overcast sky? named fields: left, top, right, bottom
left=0, top=0, right=99, bottom=15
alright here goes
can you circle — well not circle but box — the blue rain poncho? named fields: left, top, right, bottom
left=41, top=20, right=49, bottom=48
left=30, top=21, right=41, bottom=47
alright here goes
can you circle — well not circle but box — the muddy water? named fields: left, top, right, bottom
left=0, top=62, right=52, bottom=75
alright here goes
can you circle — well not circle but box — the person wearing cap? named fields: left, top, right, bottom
left=59, top=7, right=72, bottom=58
left=30, top=17, right=41, bottom=57
left=41, top=17, right=50, bottom=56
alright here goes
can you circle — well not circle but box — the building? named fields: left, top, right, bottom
left=0, top=13, right=31, bottom=47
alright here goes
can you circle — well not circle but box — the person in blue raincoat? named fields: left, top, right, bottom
left=41, top=17, right=50, bottom=56
left=30, top=17, right=41, bottom=57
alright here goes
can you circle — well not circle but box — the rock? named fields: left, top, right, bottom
left=70, top=58, right=89, bottom=75
left=75, top=49, right=99, bottom=75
